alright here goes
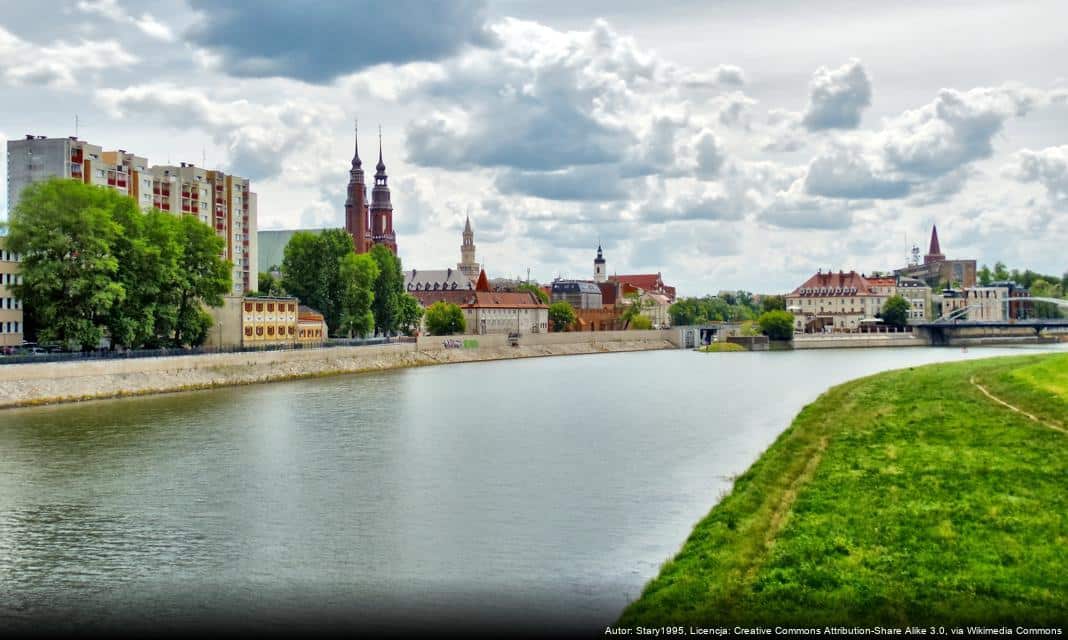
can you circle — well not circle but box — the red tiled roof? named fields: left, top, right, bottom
left=790, top=270, right=877, bottom=296
left=475, top=269, right=491, bottom=292
left=412, top=290, right=547, bottom=309
left=597, top=281, right=618, bottom=305
left=612, top=273, right=662, bottom=291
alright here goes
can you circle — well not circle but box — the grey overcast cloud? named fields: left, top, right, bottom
left=1, top=0, right=1066, bottom=294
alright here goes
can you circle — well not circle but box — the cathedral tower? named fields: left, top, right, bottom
left=344, top=124, right=370, bottom=253
left=593, top=244, right=607, bottom=283
left=369, top=128, right=397, bottom=254
left=457, top=215, right=480, bottom=281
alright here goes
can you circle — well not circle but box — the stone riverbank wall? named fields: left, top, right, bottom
left=0, top=330, right=676, bottom=409
left=792, top=334, right=926, bottom=349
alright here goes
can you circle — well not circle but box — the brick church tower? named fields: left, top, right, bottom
left=344, top=125, right=371, bottom=253
left=344, top=124, right=397, bottom=255
left=369, top=130, right=397, bottom=254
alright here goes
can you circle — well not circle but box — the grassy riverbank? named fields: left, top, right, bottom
left=620, top=352, right=1068, bottom=626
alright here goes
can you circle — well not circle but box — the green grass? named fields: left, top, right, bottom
left=698, top=342, right=747, bottom=353
left=620, top=352, right=1068, bottom=626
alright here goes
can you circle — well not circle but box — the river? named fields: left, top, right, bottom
left=0, top=345, right=1063, bottom=633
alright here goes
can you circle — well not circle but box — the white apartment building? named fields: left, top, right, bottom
left=6, top=135, right=257, bottom=295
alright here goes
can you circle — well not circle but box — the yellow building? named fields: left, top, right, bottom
left=206, top=296, right=327, bottom=349
left=0, top=238, right=23, bottom=348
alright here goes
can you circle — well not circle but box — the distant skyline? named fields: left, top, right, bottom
left=1, top=0, right=1066, bottom=295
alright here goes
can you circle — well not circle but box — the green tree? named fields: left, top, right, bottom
left=281, top=229, right=355, bottom=335
left=517, top=283, right=549, bottom=304
left=173, top=214, right=231, bottom=347
left=6, top=179, right=126, bottom=350
left=629, top=315, right=652, bottom=330
left=993, top=261, right=1010, bottom=281
left=397, top=294, right=425, bottom=336
left=337, top=252, right=379, bottom=338
left=425, top=301, right=465, bottom=335
left=548, top=301, right=577, bottom=332
left=978, top=264, right=993, bottom=286
left=253, top=271, right=286, bottom=297
left=1030, top=279, right=1065, bottom=319
left=761, top=295, right=786, bottom=313
left=620, top=292, right=654, bottom=329
left=369, top=244, right=403, bottom=336
left=669, top=299, right=699, bottom=326
left=757, top=310, right=795, bottom=340
left=881, top=295, right=911, bottom=328
left=107, top=207, right=183, bottom=349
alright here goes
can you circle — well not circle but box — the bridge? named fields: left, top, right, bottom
left=918, top=297, right=1068, bottom=345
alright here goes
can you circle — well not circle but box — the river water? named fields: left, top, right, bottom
left=0, top=345, right=1063, bottom=633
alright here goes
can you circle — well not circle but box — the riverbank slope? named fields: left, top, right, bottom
left=0, top=331, right=674, bottom=409
left=619, top=352, right=1068, bottom=626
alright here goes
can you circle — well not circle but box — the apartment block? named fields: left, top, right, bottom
left=0, top=238, right=23, bottom=348
left=6, top=135, right=257, bottom=295
left=150, top=163, right=257, bottom=295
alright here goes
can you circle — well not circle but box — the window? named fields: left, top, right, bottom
left=244, top=327, right=253, bottom=337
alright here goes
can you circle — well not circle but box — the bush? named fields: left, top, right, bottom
left=757, top=310, right=795, bottom=340
left=548, top=301, right=577, bottom=332
left=629, top=315, right=653, bottom=330
left=425, top=302, right=466, bottom=335
left=698, top=342, right=746, bottom=352
left=881, top=295, right=911, bottom=327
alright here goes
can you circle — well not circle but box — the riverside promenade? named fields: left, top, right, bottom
left=0, top=330, right=675, bottom=409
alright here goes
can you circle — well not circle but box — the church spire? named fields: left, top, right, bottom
left=376, top=124, right=385, bottom=173
left=923, top=223, right=946, bottom=265
left=351, top=119, right=362, bottom=169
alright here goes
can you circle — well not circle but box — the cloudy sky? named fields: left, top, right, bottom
left=2, top=0, right=1066, bottom=295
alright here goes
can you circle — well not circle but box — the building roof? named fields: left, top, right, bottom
left=404, top=268, right=475, bottom=292
left=411, top=290, right=547, bottom=309
left=551, top=280, right=603, bottom=294
left=597, top=281, right=619, bottom=305
left=612, top=273, right=663, bottom=291
left=867, top=276, right=897, bottom=288
left=298, top=305, right=325, bottom=322
left=789, top=270, right=877, bottom=297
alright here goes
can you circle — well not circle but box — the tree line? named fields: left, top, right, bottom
left=4, top=179, right=231, bottom=350
left=273, top=230, right=423, bottom=338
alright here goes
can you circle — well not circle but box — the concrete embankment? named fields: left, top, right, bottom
left=791, top=334, right=924, bottom=349
left=0, top=330, right=675, bottom=409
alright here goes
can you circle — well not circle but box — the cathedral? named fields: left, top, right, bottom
left=344, top=127, right=397, bottom=255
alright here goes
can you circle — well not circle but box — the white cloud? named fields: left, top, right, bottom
left=0, top=25, right=138, bottom=88
left=95, top=84, right=343, bottom=181
left=76, top=0, right=176, bottom=41
left=1006, top=145, right=1068, bottom=209
left=801, top=58, right=872, bottom=130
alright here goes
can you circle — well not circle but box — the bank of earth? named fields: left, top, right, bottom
left=620, top=352, right=1068, bottom=626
